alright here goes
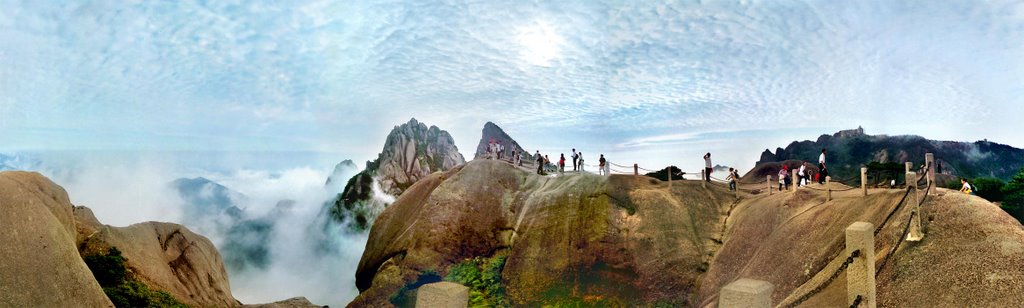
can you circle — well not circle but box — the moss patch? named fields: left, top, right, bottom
left=445, top=255, right=509, bottom=307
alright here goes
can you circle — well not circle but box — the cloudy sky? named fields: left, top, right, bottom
left=3, top=0, right=1024, bottom=171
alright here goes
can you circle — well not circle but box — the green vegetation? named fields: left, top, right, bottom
left=939, top=169, right=1024, bottom=222
left=445, top=255, right=509, bottom=307
left=83, top=247, right=187, bottom=308
left=1001, top=168, right=1024, bottom=218
left=645, top=166, right=685, bottom=181
left=865, top=162, right=905, bottom=185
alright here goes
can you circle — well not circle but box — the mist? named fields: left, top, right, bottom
left=12, top=151, right=368, bottom=307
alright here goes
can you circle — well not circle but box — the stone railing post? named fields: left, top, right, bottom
left=792, top=169, right=799, bottom=192
left=826, top=176, right=832, bottom=201
left=906, top=171, right=918, bottom=190
left=905, top=162, right=912, bottom=174
left=634, top=163, right=638, bottom=176
left=702, top=169, right=707, bottom=189
left=416, top=282, right=469, bottom=308
left=767, top=175, right=772, bottom=196
left=925, top=153, right=935, bottom=194
left=861, top=167, right=868, bottom=196
left=719, top=278, right=774, bottom=308
left=668, top=168, right=673, bottom=188
left=846, top=222, right=876, bottom=308
left=907, top=184, right=924, bottom=242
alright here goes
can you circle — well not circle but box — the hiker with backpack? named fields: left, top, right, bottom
left=726, top=167, right=738, bottom=191
left=818, top=148, right=828, bottom=184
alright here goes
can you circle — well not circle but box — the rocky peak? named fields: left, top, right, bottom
left=474, top=122, right=528, bottom=160
left=371, top=118, right=466, bottom=195
left=325, top=159, right=357, bottom=192
left=327, top=118, right=466, bottom=232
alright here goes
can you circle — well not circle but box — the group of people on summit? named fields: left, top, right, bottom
left=526, top=148, right=611, bottom=176
left=488, top=143, right=975, bottom=197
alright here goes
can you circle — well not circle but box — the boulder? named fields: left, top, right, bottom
left=0, top=171, right=113, bottom=307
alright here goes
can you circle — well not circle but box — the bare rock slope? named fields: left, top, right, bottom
left=0, top=171, right=113, bottom=307
left=351, top=160, right=1024, bottom=307
left=0, top=171, right=285, bottom=307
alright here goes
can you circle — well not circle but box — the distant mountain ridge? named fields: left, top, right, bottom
left=756, top=127, right=1024, bottom=181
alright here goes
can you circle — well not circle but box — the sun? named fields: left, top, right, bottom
left=515, top=21, right=564, bottom=67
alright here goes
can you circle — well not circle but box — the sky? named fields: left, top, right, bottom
left=3, top=0, right=1024, bottom=171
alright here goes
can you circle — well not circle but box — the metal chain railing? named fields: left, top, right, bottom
left=783, top=249, right=862, bottom=308
left=876, top=183, right=931, bottom=278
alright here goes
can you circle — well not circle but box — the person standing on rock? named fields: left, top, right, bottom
left=572, top=148, right=579, bottom=171
left=779, top=165, right=790, bottom=191
left=536, top=152, right=545, bottom=175
left=559, top=154, right=566, bottom=173
left=726, top=167, right=738, bottom=191
left=818, top=148, right=828, bottom=184
left=578, top=152, right=585, bottom=172
left=703, top=153, right=713, bottom=182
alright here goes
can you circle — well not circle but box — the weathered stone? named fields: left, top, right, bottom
left=846, top=222, right=876, bottom=308
left=416, top=282, right=468, bottom=308
left=719, top=278, right=773, bottom=308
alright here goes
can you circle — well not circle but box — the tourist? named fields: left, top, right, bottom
left=960, top=178, right=973, bottom=195
left=599, top=154, right=607, bottom=176
left=778, top=165, right=789, bottom=191
left=598, top=155, right=606, bottom=174
left=818, top=148, right=828, bottom=184
left=798, top=163, right=807, bottom=187
left=572, top=148, right=579, bottom=171
left=726, top=167, right=737, bottom=191
left=578, top=152, right=585, bottom=172
left=559, top=154, right=566, bottom=173
left=704, top=153, right=713, bottom=182
left=536, top=152, right=544, bottom=175
left=512, top=150, right=519, bottom=166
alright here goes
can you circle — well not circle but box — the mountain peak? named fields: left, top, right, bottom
left=474, top=122, right=528, bottom=160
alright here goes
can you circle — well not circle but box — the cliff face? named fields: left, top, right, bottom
left=0, top=171, right=113, bottom=307
left=0, top=171, right=241, bottom=307
left=329, top=118, right=466, bottom=232
left=473, top=122, right=528, bottom=160
left=350, top=160, right=1024, bottom=307
left=374, top=118, right=466, bottom=195
left=757, top=127, right=1024, bottom=181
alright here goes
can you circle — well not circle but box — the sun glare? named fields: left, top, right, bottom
left=516, top=21, right=564, bottom=67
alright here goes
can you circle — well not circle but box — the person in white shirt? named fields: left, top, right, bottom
left=818, top=148, right=828, bottom=184
left=726, top=168, right=738, bottom=191
left=703, top=153, right=712, bottom=183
